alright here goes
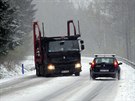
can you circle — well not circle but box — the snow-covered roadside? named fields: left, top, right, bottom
left=114, top=62, right=135, bottom=101
left=0, top=56, right=34, bottom=79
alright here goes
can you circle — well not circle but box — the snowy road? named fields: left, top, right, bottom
left=0, top=57, right=135, bottom=101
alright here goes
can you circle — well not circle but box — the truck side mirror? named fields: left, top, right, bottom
left=81, top=45, right=85, bottom=50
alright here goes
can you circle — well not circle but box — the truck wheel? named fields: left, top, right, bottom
left=36, top=69, right=41, bottom=77
left=36, top=64, right=41, bottom=77
left=75, top=72, right=80, bottom=76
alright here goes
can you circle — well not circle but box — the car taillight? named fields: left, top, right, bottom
left=91, top=61, right=95, bottom=69
left=114, top=60, right=118, bottom=68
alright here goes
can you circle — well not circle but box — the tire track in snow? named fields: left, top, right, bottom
left=83, top=80, right=118, bottom=101
left=0, top=75, right=36, bottom=88
left=39, top=73, right=90, bottom=101
left=0, top=76, right=55, bottom=96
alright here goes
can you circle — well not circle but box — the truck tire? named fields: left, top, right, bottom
left=36, top=69, right=41, bottom=77
left=36, top=64, right=41, bottom=77
left=75, top=72, right=80, bottom=76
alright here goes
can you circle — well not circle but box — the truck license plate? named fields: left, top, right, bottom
left=61, top=70, right=69, bottom=73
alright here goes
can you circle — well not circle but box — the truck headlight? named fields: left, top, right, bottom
left=48, top=64, right=55, bottom=70
left=75, top=63, right=81, bottom=68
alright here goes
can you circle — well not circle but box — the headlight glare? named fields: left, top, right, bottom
left=48, top=64, right=55, bottom=70
left=75, top=63, right=81, bottom=68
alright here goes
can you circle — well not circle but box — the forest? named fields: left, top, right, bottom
left=34, top=0, right=135, bottom=62
left=0, top=0, right=36, bottom=61
left=0, top=0, right=134, bottom=71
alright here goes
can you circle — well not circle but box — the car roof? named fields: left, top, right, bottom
left=94, top=54, right=116, bottom=58
left=95, top=57, right=115, bottom=59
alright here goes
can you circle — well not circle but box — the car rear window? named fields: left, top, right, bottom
left=95, top=58, right=114, bottom=64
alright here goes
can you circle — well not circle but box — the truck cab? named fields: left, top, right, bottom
left=33, top=20, right=84, bottom=77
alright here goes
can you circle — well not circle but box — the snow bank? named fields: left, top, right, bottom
left=0, top=56, right=34, bottom=79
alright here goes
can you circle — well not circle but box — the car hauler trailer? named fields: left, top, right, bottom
left=33, top=20, right=84, bottom=77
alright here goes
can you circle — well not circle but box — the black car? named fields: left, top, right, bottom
left=89, top=54, right=122, bottom=80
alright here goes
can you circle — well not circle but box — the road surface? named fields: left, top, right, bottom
left=0, top=57, right=135, bottom=101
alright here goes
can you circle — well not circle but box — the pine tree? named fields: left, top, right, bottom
left=0, top=0, right=36, bottom=56
left=11, top=0, right=36, bottom=35
left=0, top=0, right=15, bottom=55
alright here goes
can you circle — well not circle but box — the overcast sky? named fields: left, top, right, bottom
left=33, top=0, right=92, bottom=22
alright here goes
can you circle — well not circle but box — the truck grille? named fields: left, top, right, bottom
left=51, top=56, right=78, bottom=63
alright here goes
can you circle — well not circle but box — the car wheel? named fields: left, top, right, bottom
left=92, top=76, right=96, bottom=80
left=90, top=74, right=95, bottom=80
left=115, top=72, right=120, bottom=80
left=118, top=72, right=120, bottom=80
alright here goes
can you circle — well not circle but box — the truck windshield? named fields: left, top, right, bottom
left=48, top=40, right=79, bottom=52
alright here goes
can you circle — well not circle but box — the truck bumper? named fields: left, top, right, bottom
left=47, top=63, right=81, bottom=74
